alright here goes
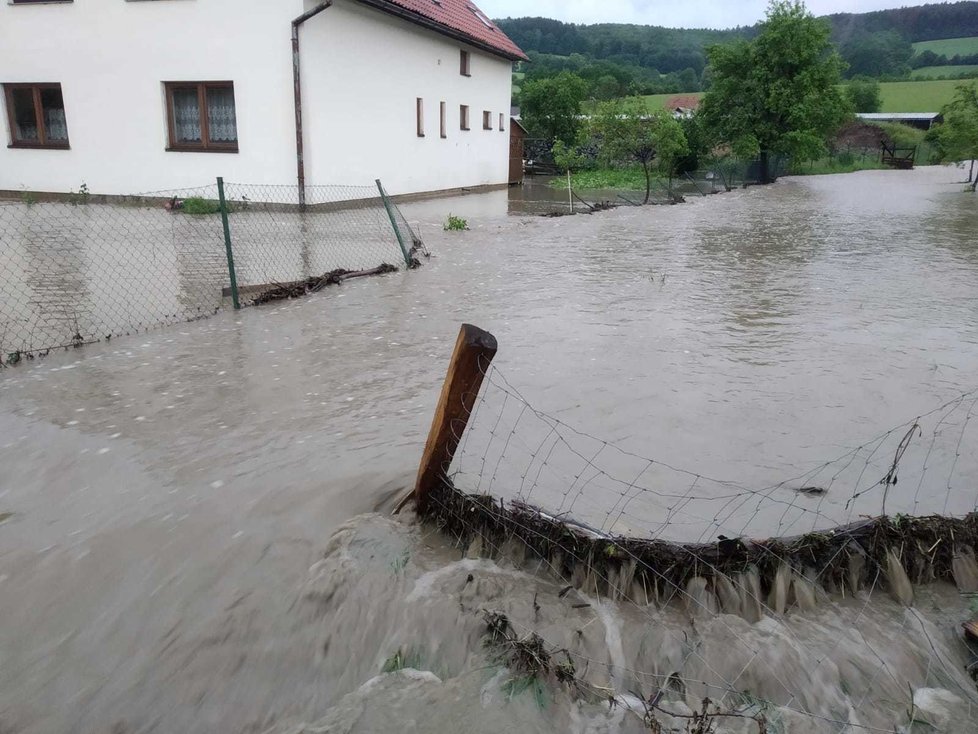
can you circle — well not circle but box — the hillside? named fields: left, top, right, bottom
left=497, top=2, right=978, bottom=80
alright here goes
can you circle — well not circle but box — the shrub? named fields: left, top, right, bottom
left=444, top=214, right=468, bottom=231
left=182, top=197, right=222, bottom=215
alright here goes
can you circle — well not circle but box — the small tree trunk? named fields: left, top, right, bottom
left=643, top=162, right=651, bottom=205
left=970, top=159, right=975, bottom=183
left=760, top=150, right=772, bottom=184
left=970, top=175, right=977, bottom=193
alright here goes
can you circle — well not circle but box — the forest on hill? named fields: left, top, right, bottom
left=497, top=1, right=978, bottom=96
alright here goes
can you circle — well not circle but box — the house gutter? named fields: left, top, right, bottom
left=293, top=1, right=333, bottom=210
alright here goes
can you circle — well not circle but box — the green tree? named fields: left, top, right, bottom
left=932, top=83, right=978, bottom=191
left=591, top=100, right=688, bottom=203
left=519, top=71, right=588, bottom=145
left=699, top=0, right=848, bottom=183
left=846, top=78, right=882, bottom=113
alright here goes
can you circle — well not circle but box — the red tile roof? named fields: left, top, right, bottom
left=355, top=0, right=528, bottom=61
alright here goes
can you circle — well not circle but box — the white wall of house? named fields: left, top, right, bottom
left=0, top=0, right=514, bottom=198
left=300, top=0, right=514, bottom=194
left=0, top=0, right=299, bottom=196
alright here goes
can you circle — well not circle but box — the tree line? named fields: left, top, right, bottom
left=524, top=1, right=978, bottom=196
left=499, top=2, right=978, bottom=84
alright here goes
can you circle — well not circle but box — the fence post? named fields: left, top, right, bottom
left=375, top=179, right=413, bottom=267
left=217, top=177, right=240, bottom=310
left=396, top=324, right=497, bottom=514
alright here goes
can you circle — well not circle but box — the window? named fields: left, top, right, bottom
left=482, top=110, right=492, bottom=130
left=460, top=50, right=471, bottom=77
left=416, top=97, right=425, bottom=137
left=499, top=113, right=505, bottom=131
left=3, top=83, right=69, bottom=149
left=459, top=105, right=470, bottom=131
left=440, top=101, right=447, bottom=139
left=164, top=82, right=238, bottom=152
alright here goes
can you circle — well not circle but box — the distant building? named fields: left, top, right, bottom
left=856, top=113, right=944, bottom=131
left=0, top=0, right=527, bottom=199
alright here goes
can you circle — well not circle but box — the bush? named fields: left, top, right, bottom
left=182, top=197, right=222, bottom=215
left=444, top=214, right=468, bottom=231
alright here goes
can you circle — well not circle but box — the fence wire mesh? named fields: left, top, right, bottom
left=418, top=359, right=978, bottom=732
left=0, top=180, right=421, bottom=364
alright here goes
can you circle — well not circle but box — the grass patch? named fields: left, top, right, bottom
left=912, top=36, right=978, bottom=58
left=623, top=80, right=962, bottom=115
left=181, top=197, right=222, bottom=215
left=911, top=64, right=978, bottom=79
left=878, top=79, right=967, bottom=112
left=789, top=156, right=888, bottom=176
left=552, top=166, right=649, bottom=191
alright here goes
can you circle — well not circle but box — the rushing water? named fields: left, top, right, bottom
left=1, top=166, right=977, bottom=732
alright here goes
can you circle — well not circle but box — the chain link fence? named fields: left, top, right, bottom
left=0, top=179, right=422, bottom=365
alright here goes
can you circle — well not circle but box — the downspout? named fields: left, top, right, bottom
left=292, top=1, right=333, bottom=210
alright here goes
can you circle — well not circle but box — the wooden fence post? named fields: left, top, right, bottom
left=397, top=324, right=497, bottom=513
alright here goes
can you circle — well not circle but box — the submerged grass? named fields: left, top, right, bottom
left=381, top=647, right=426, bottom=674
left=551, top=166, right=650, bottom=191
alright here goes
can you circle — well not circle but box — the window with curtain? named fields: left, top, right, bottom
left=3, top=83, right=70, bottom=148
left=164, top=82, right=238, bottom=152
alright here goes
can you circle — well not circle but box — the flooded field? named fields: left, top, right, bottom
left=1, top=166, right=977, bottom=732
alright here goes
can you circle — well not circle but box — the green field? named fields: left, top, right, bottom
left=877, top=79, right=967, bottom=111
left=912, top=36, right=978, bottom=57
left=630, top=79, right=966, bottom=114
left=911, top=65, right=978, bottom=79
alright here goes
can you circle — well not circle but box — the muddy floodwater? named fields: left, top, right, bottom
left=1, top=166, right=978, bottom=732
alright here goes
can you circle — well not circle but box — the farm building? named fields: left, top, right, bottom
left=856, top=112, right=944, bottom=130
left=0, top=0, right=526, bottom=200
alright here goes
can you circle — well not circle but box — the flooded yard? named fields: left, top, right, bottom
left=1, top=166, right=977, bottom=732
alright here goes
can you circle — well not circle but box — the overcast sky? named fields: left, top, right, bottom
left=479, top=1, right=935, bottom=29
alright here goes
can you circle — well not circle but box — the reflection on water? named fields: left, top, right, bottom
left=1, top=166, right=977, bottom=732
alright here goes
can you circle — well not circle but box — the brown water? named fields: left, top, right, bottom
left=1, top=166, right=977, bottom=732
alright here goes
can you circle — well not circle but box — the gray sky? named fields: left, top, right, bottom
left=478, top=1, right=935, bottom=29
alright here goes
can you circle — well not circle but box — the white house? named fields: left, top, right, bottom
left=0, top=0, right=527, bottom=200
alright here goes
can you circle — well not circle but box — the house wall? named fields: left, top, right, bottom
left=298, top=0, right=514, bottom=194
left=0, top=0, right=515, bottom=198
left=0, top=0, right=300, bottom=196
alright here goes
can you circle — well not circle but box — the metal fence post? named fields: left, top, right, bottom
left=217, top=177, right=240, bottom=310
left=375, top=179, right=412, bottom=267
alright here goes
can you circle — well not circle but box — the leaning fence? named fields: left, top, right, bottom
left=402, top=325, right=978, bottom=732
left=0, top=178, right=423, bottom=364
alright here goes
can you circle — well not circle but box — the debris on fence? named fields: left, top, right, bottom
left=423, top=479, right=978, bottom=612
left=480, top=609, right=772, bottom=731
left=252, top=264, right=399, bottom=305
left=407, top=324, right=978, bottom=622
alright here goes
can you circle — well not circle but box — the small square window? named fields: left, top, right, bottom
left=164, top=81, right=238, bottom=152
left=460, top=105, right=470, bottom=131
left=460, top=50, right=471, bottom=77
left=3, top=83, right=69, bottom=149
left=482, top=110, right=492, bottom=130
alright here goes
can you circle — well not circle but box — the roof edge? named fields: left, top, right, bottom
left=352, top=0, right=529, bottom=61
